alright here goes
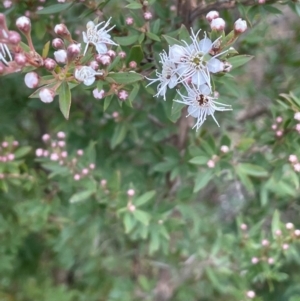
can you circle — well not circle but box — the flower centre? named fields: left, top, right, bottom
left=190, top=53, right=205, bottom=69
left=196, top=94, right=208, bottom=107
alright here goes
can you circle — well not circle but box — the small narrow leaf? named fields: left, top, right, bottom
left=107, top=72, right=144, bottom=84
left=42, top=41, right=50, bottom=58
left=58, top=81, right=71, bottom=119
left=37, top=2, right=73, bottom=14
left=69, top=190, right=95, bottom=203
left=135, top=191, right=156, bottom=207
left=227, top=55, right=254, bottom=69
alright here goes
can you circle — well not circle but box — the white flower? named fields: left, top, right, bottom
left=74, top=66, right=103, bottom=86
left=82, top=18, right=118, bottom=55
left=54, top=49, right=67, bottom=64
left=0, top=43, right=12, bottom=65
left=146, top=50, right=178, bottom=100
left=93, top=88, right=105, bottom=99
left=234, top=18, right=247, bottom=33
left=174, top=84, right=232, bottom=131
left=169, top=30, right=225, bottom=89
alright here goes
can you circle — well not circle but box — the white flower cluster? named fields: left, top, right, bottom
left=147, top=29, right=232, bottom=130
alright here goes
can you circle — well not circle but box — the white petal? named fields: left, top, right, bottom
left=191, top=71, right=206, bottom=86
left=168, top=75, right=178, bottom=88
left=199, top=84, right=211, bottom=95
left=188, top=105, right=200, bottom=118
left=169, top=45, right=185, bottom=61
left=84, top=77, right=95, bottom=86
left=96, top=43, right=107, bottom=54
left=199, top=37, right=212, bottom=53
left=207, top=58, right=224, bottom=73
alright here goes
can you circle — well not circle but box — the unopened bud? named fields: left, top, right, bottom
left=251, top=257, right=259, bottom=264
left=282, top=243, right=289, bottom=250
left=44, top=58, right=57, bottom=71
left=118, top=51, right=126, bottom=59
left=16, top=16, right=31, bottom=34
left=98, top=54, right=111, bottom=66
left=246, top=291, right=255, bottom=299
left=126, top=17, right=134, bottom=25
left=52, top=38, right=64, bottom=49
left=39, top=88, right=55, bottom=103
left=93, top=88, right=105, bottom=99
left=240, top=224, right=247, bottom=231
left=207, top=159, right=215, bottom=168
left=210, top=17, right=225, bottom=31
left=206, top=11, right=219, bottom=22
left=127, top=189, right=135, bottom=196
left=143, top=11, right=152, bottom=20
left=54, top=49, right=67, bottom=64
left=74, top=174, right=81, bottom=181
left=261, top=239, right=269, bottom=247
left=57, top=131, right=65, bottom=139
left=129, top=61, right=137, bottom=68
left=14, top=53, right=27, bottom=66
left=234, top=18, right=247, bottom=34
left=54, top=23, right=71, bottom=38
left=294, top=229, right=300, bottom=236
left=24, top=71, right=39, bottom=88
left=268, top=257, right=274, bottom=264
left=8, top=31, right=21, bottom=44
left=118, top=90, right=128, bottom=101
left=286, top=222, right=294, bottom=230
left=220, top=145, right=229, bottom=153
left=67, top=43, right=81, bottom=61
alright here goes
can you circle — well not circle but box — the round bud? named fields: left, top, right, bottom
left=234, top=18, right=247, bottom=34
left=77, top=149, right=83, bottom=156
left=127, top=189, right=135, bottom=196
left=35, top=148, right=44, bottom=157
left=44, top=58, right=57, bottom=71
left=54, top=23, right=70, bottom=38
left=39, top=88, right=55, bottom=103
left=129, top=61, right=137, bottom=69
left=16, top=16, right=31, bottom=34
left=54, top=49, right=67, bottom=64
left=14, top=53, right=27, bottom=66
left=286, top=222, right=294, bottom=230
left=24, top=71, right=39, bottom=88
left=118, top=90, right=128, bottom=101
left=207, top=159, right=215, bottom=168
left=74, top=174, right=81, bottom=181
left=251, top=257, right=259, bottom=264
left=206, top=11, right=219, bottom=22
left=210, top=17, right=226, bottom=31
left=8, top=31, right=21, bottom=44
left=67, top=43, right=81, bottom=61
left=52, top=38, right=64, bottom=49
left=118, top=51, right=126, bottom=59
left=93, top=88, right=105, bottom=99
left=220, top=145, right=229, bottom=153
left=246, top=291, right=255, bottom=299
left=143, top=11, right=152, bottom=20
left=126, top=17, right=134, bottom=25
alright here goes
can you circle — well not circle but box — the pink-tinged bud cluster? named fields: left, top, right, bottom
left=126, top=17, right=134, bottom=25
left=96, top=54, right=111, bottom=66
left=288, top=154, right=300, bottom=172
left=36, top=133, right=96, bottom=181
left=24, top=71, right=39, bottom=88
left=39, top=88, right=55, bottom=103
left=9, top=31, right=21, bottom=44
left=210, top=18, right=226, bottom=31
left=261, top=239, right=269, bottom=247
left=258, top=0, right=265, bottom=3
left=0, top=140, right=20, bottom=165
left=234, top=18, right=247, bottom=34
left=14, top=53, right=27, bottom=66
left=286, top=222, right=294, bottom=230
left=89, top=60, right=99, bottom=70
left=93, top=88, right=105, bottom=99
left=118, top=51, right=126, bottom=59
left=16, top=16, right=31, bottom=34
left=206, top=11, right=219, bottom=22
left=275, top=229, right=282, bottom=236
left=107, top=50, right=116, bottom=58
left=251, top=257, right=259, bottom=264
left=268, top=257, right=274, bottom=265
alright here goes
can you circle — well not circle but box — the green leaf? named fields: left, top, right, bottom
left=133, top=210, right=151, bottom=226
left=189, top=156, right=209, bottom=165
left=162, top=35, right=185, bottom=46
left=237, top=163, right=268, bottom=177
left=114, top=35, right=139, bottom=46
left=14, top=146, right=32, bottom=159
left=236, top=168, right=254, bottom=193
left=42, top=41, right=50, bottom=58
left=36, top=2, right=73, bottom=14
left=227, top=55, right=254, bottom=69
left=194, top=170, right=213, bottom=193
left=107, top=72, right=144, bottom=85
left=236, top=138, right=255, bottom=151
left=146, top=32, right=160, bottom=42
left=135, top=191, right=156, bottom=207
left=110, top=124, right=127, bottom=149
left=58, top=81, right=71, bottom=119
left=127, top=45, right=144, bottom=64
left=126, top=2, right=143, bottom=9
left=69, top=190, right=95, bottom=203
left=123, top=213, right=136, bottom=233
left=271, top=210, right=281, bottom=239
left=103, top=94, right=114, bottom=111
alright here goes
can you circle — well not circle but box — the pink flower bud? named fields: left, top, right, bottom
left=67, top=43, right=81, bottom=61
left=286, top=222, right=294, bottom=230
left=246, top=291, right=255, bottom=299
left=99, top=54, right=111, bottom=66
left=289, top=154, right=298, bottom=163
left=276, top=116, right=283, bottom=123
left=207, top=159, right=215, bottom=168
left=296, top=124, right=300, bottom=132
left=35, top=148, right=43, bottom=157
left=118, top=51, right=126, bottom=59
left=0, top=63, right=5, bottom=74
left=240, top=224, right=247, bottom=231
left=234, top=18, right=247, bottom=34
left=220, top=145, right=229, bottom=153
left=107, top=50, right=116, bottom=58
left=57, top=131, right=65, bottom=139
left=58, top=141, right=65, bottom=148
left=24, top=71, right=39, bottom=88
left=271, top=124, right=277, bottom=130
left=61, top=151, right=68, bottom=158
left=2, top=141, right=8, bottom=148
left=50, top=153, right=59, bottom=161
left=127, top=189, right=135, bottom=196
left=282, top=243, right=289, bottom=250
left=52, top=38, right=64, bottom=49
left=261, top=239, right=269, bottom=246
left=44, top=58, right=57, bottom=71
left=77, top=149, right=83, bottom=156
left=54, top=49, right=67, bottom=64
left=275, top=229, right=282, bottom=236
left=93, top=88, right=105, bottom=99
left=251, top=257, right=259, bottom=264
left=112, top=111, right=119, bottom=119
left=126, top=17, right=134, bottom=25
left=54, top=23, right=70, bottom=38
left=143, top=11, right=152, bottom=20
left=39, top=88, right=55, bottom=103
left=276, top=130, right=283, bottom=137
left=128, top=204, right=136, bottom=212
left=118, top=90, right=128, bottom=101
left=100, top=179, right=107, bottom=187
left=210, top=18, right=226, bottom=31
left=294, top=112, right=300, bottom=121
left=16, top=16, right=31, bottom=34
left=13, top=141, right=19, bottom=147
left=7, top=154, right=14, bottom=161
left=294, top=229, right=300, bottom=236
left=82, top=168, right=89, bottom=175
left=8, top=31, right=21, bottom=44
left=89, top=163, right=95, bottom=169
left=293, top=163, right=300, bottom=172
left=43, top=150, right=49, bottom=157
left=129, top=61, right=137, bottom=68
left=206, top=11, right=219, bottom=22
left=14, top=53, right=27, bottom=66
left=74, top=174, right=81, bottom=181
left=258, top=0, right=265, bottom=3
